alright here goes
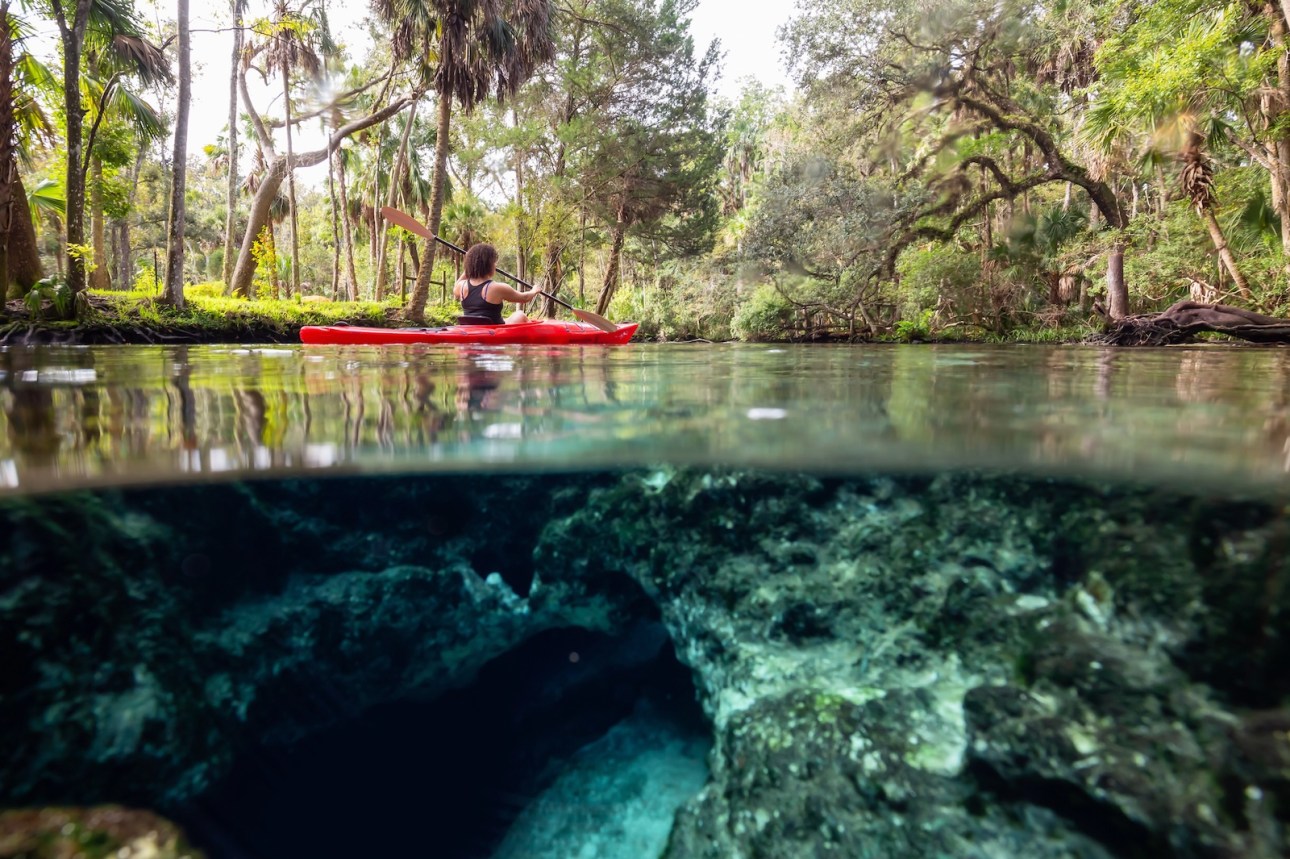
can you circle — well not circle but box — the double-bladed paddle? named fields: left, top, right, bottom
left=381, top=207, right=618, bottom=333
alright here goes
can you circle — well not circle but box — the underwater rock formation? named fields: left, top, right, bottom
left=1, top=469, right=1287, bottom=857
left=542, top=471, right=1289, bottom=858
left=0, top=476, right=653, bottom=803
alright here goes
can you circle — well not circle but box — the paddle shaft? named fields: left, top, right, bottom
left=430, top=234, right=578, bottom=314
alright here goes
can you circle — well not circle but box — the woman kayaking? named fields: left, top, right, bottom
left=453, top=243, right=541, bottom=324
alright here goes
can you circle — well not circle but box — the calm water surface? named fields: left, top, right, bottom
left=0, top=342, right=1287, bottom=493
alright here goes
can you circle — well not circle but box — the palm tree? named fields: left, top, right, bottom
left=372, top=0, right=556, bottom=322
left=263, top=0, right=322, bottom=298
left=331, top=133, right=359, bottom=299
left=1087, top=98, right=1252, bottom=301
left=441, top=196, right=487, bottom=249
left=82, top=36, right=168, bottom=292
left=1180, top=129, right=1250, bottom=298
left=374, top=101, right=418, bottom=299
left=222, top=0, right=249, bottom=289
left=1, top=5, right=59, bottom=298
left=162, top=0, right=190, bottom=307
left=28, top=0, right=169, bottom=303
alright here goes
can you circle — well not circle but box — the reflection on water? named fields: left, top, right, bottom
left=0, top=343, right=1288, bottom=493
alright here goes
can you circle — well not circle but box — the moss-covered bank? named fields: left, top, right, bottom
left=0, top=290, right=459, bottom=345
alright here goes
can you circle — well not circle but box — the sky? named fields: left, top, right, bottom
left=184, top=0, right=798, bottom=158
left=28, top=0, right=798, bottom=183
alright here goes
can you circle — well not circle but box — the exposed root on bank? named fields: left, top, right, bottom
left=1090, top=300, right=1290, bottom=346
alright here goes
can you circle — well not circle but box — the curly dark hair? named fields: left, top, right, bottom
left=464, top=243, right=499, bottom=280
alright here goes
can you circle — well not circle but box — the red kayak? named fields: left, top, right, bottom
left=301, top=319, right=639, bottom=346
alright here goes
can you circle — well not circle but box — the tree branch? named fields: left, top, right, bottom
left=265, top=73, right=412, bottom=128
left=240, top=66, right=274, bottom=154
left=288, top=93, right=417, bottom=171
left=941, top=81, right=1125, bottom=227
left=80, top=74, right=122, bottom=180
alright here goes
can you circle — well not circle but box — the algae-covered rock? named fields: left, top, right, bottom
left=538, top=469, right=1290, bottom=858
left=2, top=469, right=1288, bottom=858
left=0, top=806, right=205, bottom=859
left=0, top=475, right=651, bottom=804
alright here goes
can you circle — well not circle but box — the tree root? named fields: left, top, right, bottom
left=1090, top=301, right=1290, bottom=346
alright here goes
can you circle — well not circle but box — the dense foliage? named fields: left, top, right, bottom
left=2, top=0, right=1288, bottom=338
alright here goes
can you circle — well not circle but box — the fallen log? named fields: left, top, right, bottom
left=1090, top=300, right=1290, bottom=346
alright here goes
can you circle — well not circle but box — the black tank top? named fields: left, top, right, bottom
left=460, top=279, right=504, bottom=324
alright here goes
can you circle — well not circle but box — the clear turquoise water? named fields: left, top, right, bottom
left=1, top=343, right=1288, bottom=492
left=3, top=342, right=1289, bottom=859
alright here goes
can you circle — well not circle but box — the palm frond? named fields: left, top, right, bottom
left=15, top=51, right=56, bottom=91
left=108, top=33, right=173, bottom=85
left=108, top=84, right=167, bottom=141
left=87, top=0, right=147, bottom=47
left=27, top=177, right=66, bottom=221
left=14, top=90, right=55, bottom=159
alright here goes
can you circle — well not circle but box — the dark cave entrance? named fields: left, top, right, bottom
left=174, top=622, right=708, bottom=859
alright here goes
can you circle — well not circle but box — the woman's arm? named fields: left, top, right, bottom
left=486, top=283, right=541, bottom=305
left=453, top=278, right=469, bottom=300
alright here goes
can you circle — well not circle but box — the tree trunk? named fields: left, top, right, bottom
left=282, top=67, right=299, bottom=298
left=368, top=128, right=381, bottom=273
left=89, top=156, right=111, bottom=290
left=0, top=3, right=41, bottom=301
left=406, top=93, right=452, bottom=323
left=540, top=239, right=561, bottom=317
left=7, top=172, right=40, bottom=297
left=328, top=142, right=341, bottom=299
left=396, top=233, right=405, bottom=300
left=594, top=205, right=627, bottom=316
left=0, top=1, right=10, bottom=304
left=59, top=0, right=94, bottom=301
left=1264, top=3, right=1290, bottom=267
left=230, top=159, right=288, bottom=298
left=1198, top=208, right=1251, bottom=298
left=335, top=149, right=358, bottom=301
left=376, top=101, right=418, bottom=298
left=162, top=0, right=190, bottom=309
left=1106, top=242, right=1128, bottom=319
left=222, top=1, right=244, bottom=290
left=513, top=107, right=527, bottom=282
left=268, top=221, right=280, bottom=297
left=116, top=148, right=144, bottom=289
left=578, top=207, right=586, bottom=304
left=1095, top=300, right=1290, bottom=345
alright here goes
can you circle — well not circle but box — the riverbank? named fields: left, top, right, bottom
left=0, top=289, right=1109, bottom=346
left=0, top=289, right=459, bottom=345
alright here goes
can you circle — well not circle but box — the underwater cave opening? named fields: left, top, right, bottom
left=173, top=622, right=709, bottom=859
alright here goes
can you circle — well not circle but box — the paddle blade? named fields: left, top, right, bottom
left=572, top=307, right=618, bottom=333
left=381, top=206, right=433, bottom=240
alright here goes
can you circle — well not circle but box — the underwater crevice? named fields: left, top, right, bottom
left=173, top=620, right=709, bottom=859
left=965, top=758, right=1170, bottom=859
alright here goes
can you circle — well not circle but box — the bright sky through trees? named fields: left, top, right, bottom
left=180, top=0, right=795, bottom=158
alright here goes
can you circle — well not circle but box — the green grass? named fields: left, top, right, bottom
left=83, top=281, right=458, bottom=332
left=870, top=322, right=1098, bottom=344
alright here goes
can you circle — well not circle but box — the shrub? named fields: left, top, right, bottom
left=895, top=243, right=981, bottom=321
left=186, top=281, right=225, bottom=299
left=731, top=284, right=793, bottom=341
left=132, top=266, right=160, bottom=295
